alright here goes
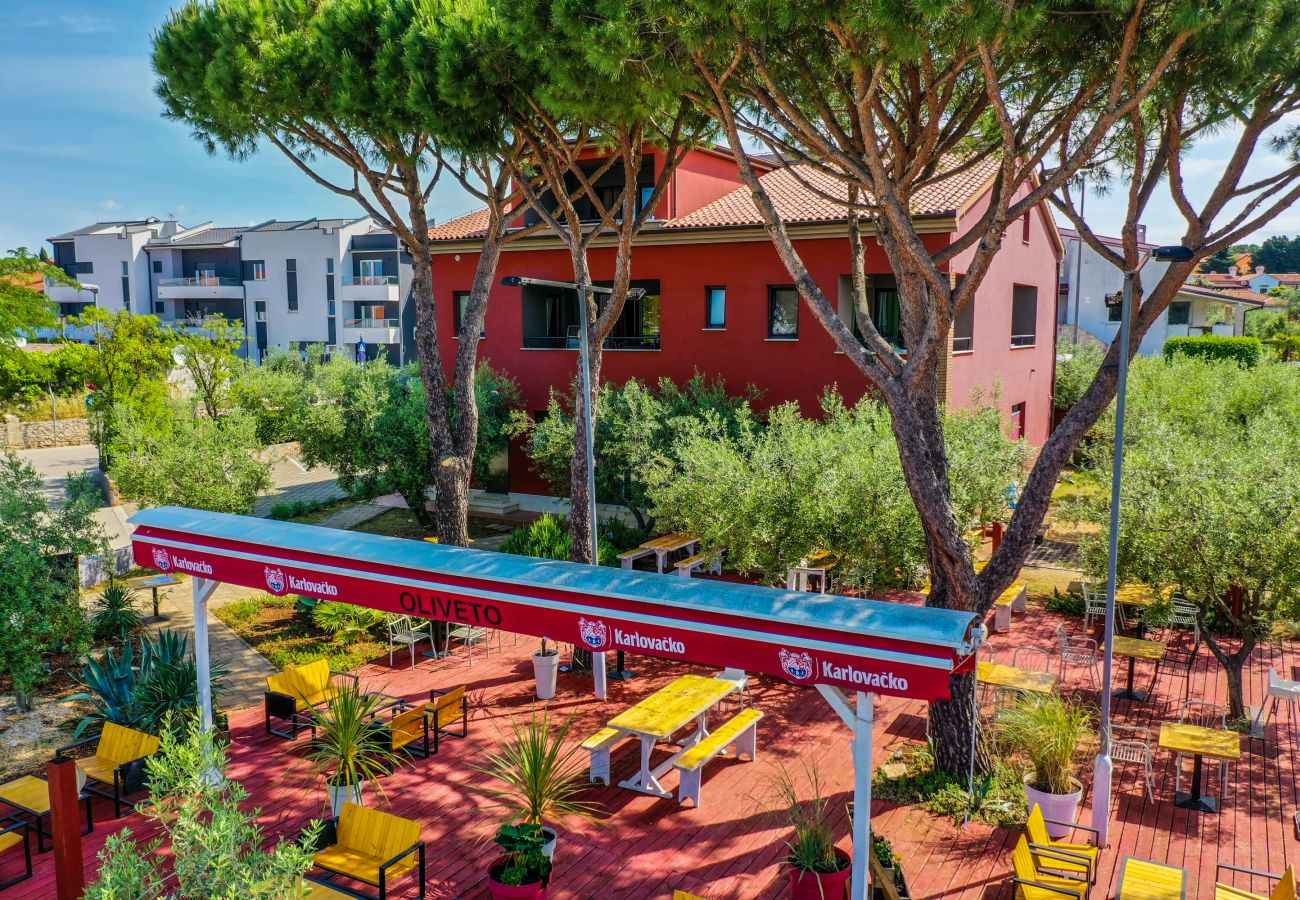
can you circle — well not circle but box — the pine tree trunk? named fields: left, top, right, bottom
left=432, top=462, right=470, bottom=547
left=928, top=672, right=990, bottom=779
left=1222, top=661, right=1247, bottom=722
left=569, top=341, right=603, bottom=565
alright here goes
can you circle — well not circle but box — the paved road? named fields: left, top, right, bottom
left=13, top=443, right=100, bottom=504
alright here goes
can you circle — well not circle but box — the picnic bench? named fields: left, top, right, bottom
left=674, top=549, right=723, bottom=578
left=1116, top=855, right=1186, bottom=899
left=992, top=578, right=1029, bottom=632
left=673, top=708, right=762, bottom=806
left=620, top=532, right=700, bottom=573
left=581, top=726, right=632, bottom=785
left=786, top=550, right=838, bottom=593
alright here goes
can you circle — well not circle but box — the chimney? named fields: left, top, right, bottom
left=1256, top=265, right=1265, bottom=275
left=1137, top=224, right=1147, bottom=243
left=1228, top=265, right=1238, bottom=277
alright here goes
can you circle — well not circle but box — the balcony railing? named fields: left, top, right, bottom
left=158, top=276, right=241, bottom=287
left=342, top=274, right=398, bottom=286
left=1010, top=333, right=1037, bottom=348
left=952, top=335, right=973, bottom=353
left=344, top=318, right=400, bottom=329
left=523, top=333, right=661, bottom=350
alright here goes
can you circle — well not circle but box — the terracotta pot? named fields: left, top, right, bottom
left=788, top=847, right=852, bottom=900
left=1024, top=774, right=1084, bottom=839
left=487, top=858, right=548, bottom=900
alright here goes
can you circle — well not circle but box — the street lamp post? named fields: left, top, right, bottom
left=1093, top=244, right=1194, bottom=846
left=501, top=276, right=646, bottom=698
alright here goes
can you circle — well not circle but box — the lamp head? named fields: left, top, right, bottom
left=500, top=276, right=524, bottom=287
left=1151, top=245, right=1194, bottom=262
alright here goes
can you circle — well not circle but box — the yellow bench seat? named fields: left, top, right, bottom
left=1215, top=865, right=1296, bottom=900
left=312, top=803, right=424, bottom=897
left=674, top=709, right=763, bottom=806
left=582, top=727, right=630, bottom=785
left=59, top=721, right=160, bottom=818
left=264, top=659, right=357, bottom=740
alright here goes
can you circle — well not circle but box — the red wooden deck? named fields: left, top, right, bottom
left=4, top=607, right=1297, bottom=898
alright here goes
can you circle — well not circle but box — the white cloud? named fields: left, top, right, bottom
left=21, top=12, right=114, bottom=34
left=98, top=199, right=122, bottom=212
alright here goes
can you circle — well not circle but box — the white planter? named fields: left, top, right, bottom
left=1024, top=775, right=1083, bottom=839
left=328, top=780, right=364, bottom=817
left=540, top=825, right=557, bottom=859
left=532, top=651, right=560, bottom=700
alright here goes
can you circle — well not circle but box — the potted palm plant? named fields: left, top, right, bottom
left=997, top=692, right=1095, bottom=838
left=765, top=761, right=851, bottom=899
left=474, top=709, right=598, bottom=867
left=303, top=683, right=404, bottom=816
left=532, top=638, right=560, bottom=700
left=486, top=823, right=551, bottom=900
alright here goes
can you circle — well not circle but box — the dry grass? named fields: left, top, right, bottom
left=1, top=396, right=88, bottom=422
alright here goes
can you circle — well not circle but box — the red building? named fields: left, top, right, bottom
left=428, top=147, right=1062, bottom=502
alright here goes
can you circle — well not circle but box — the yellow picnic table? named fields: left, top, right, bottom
left=1116, top=855, right=1187, bottom=899
left=787, top=549, right=839, bottom=593
left=1158, top=722, right=1241, bottom=813
left=1116, top=584, right=1175, bottom=608
left=637, top=532, right=700, bottom=573
left=607, top=674, right=737, bottom=797
left=977, top=660, right=1056, bottom=694
left=1112, top=635, right=1166, bottom=702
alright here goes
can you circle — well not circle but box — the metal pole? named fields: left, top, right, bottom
left=577, top=284, right=607, bottom=700
left=1071, top=177, right=1086, bottom=344
left=1093, top=266, right=1135, bottom=846
left=850, top=691, right=874, bottom=900
left=193, top=576, right=216, bottom=732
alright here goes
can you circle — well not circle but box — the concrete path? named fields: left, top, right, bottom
left=253, top=456, right=344, bottom=516
left=315, top=501, right=386, bottom=529
left=13, top=443, right=99, bottom=505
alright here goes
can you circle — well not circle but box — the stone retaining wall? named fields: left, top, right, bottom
left=2, top=414, right=93, bottom=449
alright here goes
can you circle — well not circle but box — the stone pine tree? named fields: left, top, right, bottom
left=644, top=0, right=1300, bottom=774
left=436, top=0, right=710, bottom=562
left=154, top=0, right=528, bottom=546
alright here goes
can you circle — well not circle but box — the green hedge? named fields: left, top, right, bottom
left=1163, top=335, right=1262, bottom=367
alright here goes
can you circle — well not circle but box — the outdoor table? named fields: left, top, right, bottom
left=1116, top=584, right=1174, bottom=636
left=1112, top=635, right=1166, bottom=703
left=786, top=549, right=839, bottom=593
left=1115, top=855, right=1187, bottom=899
left=362, top=693, right=405, bottom=718
left=606, top=673, right=737, bottom=798
left=976, top=660, right=1056, bottom=694
left=1158, top=722, right=1241, bottom=813
left=135, top=573, right=180, bottom=622
left=0, top=775, right=93, bottom=853
left=638, top=533, right=699, bottom=574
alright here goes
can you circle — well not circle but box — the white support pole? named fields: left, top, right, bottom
left=850, top=691, right=875, bottom=900
left=593, top=651, right=607, bottom=700
left=192, top=576, right=218, bottom=733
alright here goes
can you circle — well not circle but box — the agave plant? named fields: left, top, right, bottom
left=70, top=642, right=139, bottom=737
left=91, top=582, right=143, bottom=643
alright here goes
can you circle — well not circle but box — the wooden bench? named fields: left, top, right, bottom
left=673, top=708, right=763, bottom=807
left=310, top=802, right=425, bottom=899
left=618, top=547, right=656, bottom=570
left=581, top=726, right=631, bottom=785
left=378, top=705, right=433, bottom=761
left=674, top=550, right=722, bottom=578
left=264, top=659, right=358, bottom=740
left=993, top=578, right=1029, bottom=632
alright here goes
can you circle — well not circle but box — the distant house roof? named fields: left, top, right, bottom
left=1194, top=272, right=1253, bottom=288
left=1056, top=227, right=1156, bottom=253
left=244, top=218, right=358, bottom=233
left=48, top=219, right=161, bottom=241
left=1178, top=284, right=1269, bottom=306
left=161, top=226, right=245, bottom=247
left=429, top=155, right=1002, bottom=243
left=1269, top=273, right=1300, bottom=286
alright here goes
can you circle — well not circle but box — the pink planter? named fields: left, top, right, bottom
left=487, top=859, right=549, bottom=900
left=787, top=848, right=852, bottom=899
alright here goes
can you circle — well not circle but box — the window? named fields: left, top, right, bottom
left=326, top=258, right=334, bottom=275
left=153, top=301, right=165, bottom=314
left=520, top=280, right=660, bottom=349
left=328, top=300, right=336, bottom=317
left=607, top=284, right=660, bottom=349
left=359, top=258, right=383, bottom=283
left=1021, top=211, right=1031, bottom=244
left=252, top=261, right=266, bottom=281
left=286, top=259, right=298, bottom=311
left=705, top=286, right=726, bottom=329
left=1107, top=295, right=1123, bottom=322
left=152, top=260, right=162, bottom=274
left=953, top=297, right=974, bottom=352
left=1010, top=402, right=1026, bottom=440
left=121, top=261, right=129, bottom=277
left=768, top=286, right=799, bottom=339
left=1010, top=285, right=1037, bottom=347
left=1167, top=301, right=1190, bottom=326
left=869, top=287, right=903, bottom=348
left=453, top=290, right=485, bottom=338
left=254, top=300, right=267, bottom=322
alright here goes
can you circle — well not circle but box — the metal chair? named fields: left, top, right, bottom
left=1082, top=581, right=1106, bottom=631
left=1169, top=596, right=1198, bottom=629
left=714, top=668, right=751, bottom=711
left=1175, top=700, right=1229, bottom=798
left=386, top=615, right=433, bottom=668
left=1012, top=646, right=1054, bottom=674
left=1057, top=625, right=1100, bottom=688
left=1109, top=724, right=1156, bottom=802
left=1159, top=625, right=1201, bottom=700
left=443, top=624, right=500, bottom=665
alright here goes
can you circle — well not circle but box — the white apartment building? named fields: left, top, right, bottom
left=1057, top=228, right=1265, bottom=356
left=43, top=215, right=415, bottom=363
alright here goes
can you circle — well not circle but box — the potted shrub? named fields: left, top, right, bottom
left=997, top=692, right=1094, bottom=838
left=871, top=831, right=911, bottom=900
left=474, top=709, right=598, bottom=862
left=486, top=823, right=551, bottom=900
left=766, top=761, right=851, bottom=899
left=532, top=638, right=560, bottom=700
left=302, top=683, right=404, bottom=816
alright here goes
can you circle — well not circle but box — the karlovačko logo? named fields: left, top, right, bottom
left=263, top=566, right=287, bottom=595
left=778, top=648, right=815, bottom=681
left=578, top=617, right=608, bottom=650
left=152, top=547, right=171, bottom=571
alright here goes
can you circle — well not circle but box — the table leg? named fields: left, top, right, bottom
left=1175, top=753, right=1217, bottom=812
left=618, top=736, right=672, bottom=798
left=142, top=586, right=170, bottom=624
left=608, top=650, right=638, bottom=681
left=1114, top=655, right=1149, bottom=702
left=655, top=550, right=667, bottom=573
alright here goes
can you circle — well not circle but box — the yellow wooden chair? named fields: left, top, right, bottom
left=673, top=892, right=707, bottom=900
left=1011, top=835, right=1090, bottom=899
left=264, top=659, right=358, bottom=740
left=1025, top=804, right=1100, bottom=883
left=0, top=820, right=32, bottom=890
left=377, top=706, right=432, bottom=761
left=311, top=802, right=425, bottom=899
left=424, top=685, right=469, bottom=753
left=1215, top=863, right=1297, bottom=900
left=58, top=721, right=161, bottom=817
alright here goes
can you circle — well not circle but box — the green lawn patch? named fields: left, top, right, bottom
left=213, top=593, right=386, bottom=673
left=350, top=508, right=496, bottom=542
left=873, top=741, right=1028, bottom=828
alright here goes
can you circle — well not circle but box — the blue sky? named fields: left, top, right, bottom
left=0, top=1, right=1295, bottom=256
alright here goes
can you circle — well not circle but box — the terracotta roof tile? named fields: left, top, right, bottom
left=1180, top=284, right=1269, bottom=306
left=428, top=209, right=492, bottom=241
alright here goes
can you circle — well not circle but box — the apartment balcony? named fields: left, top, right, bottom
left=342, top=317, right=402, bottom=345
left=338, top=274, right=399, bottom=303
left=44, top=278, right=98, bottom=305
left=172, top=315, right=247, bottom=337
left=156, top=276, right=244, bottom=300
left=1166, top=322, right=1236, bottom=340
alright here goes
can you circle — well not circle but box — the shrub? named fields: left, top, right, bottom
left=1053, top=344, right=1106, bottom=411
left=90, top=583, right=144, bottom=642
left=65, top=471, right=103, bottom=507
left=1163, top=335, right=1262, bottom=367
left=500, top=514, right=618, bottom=565
left=310, top=600, right=386, bottom=643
